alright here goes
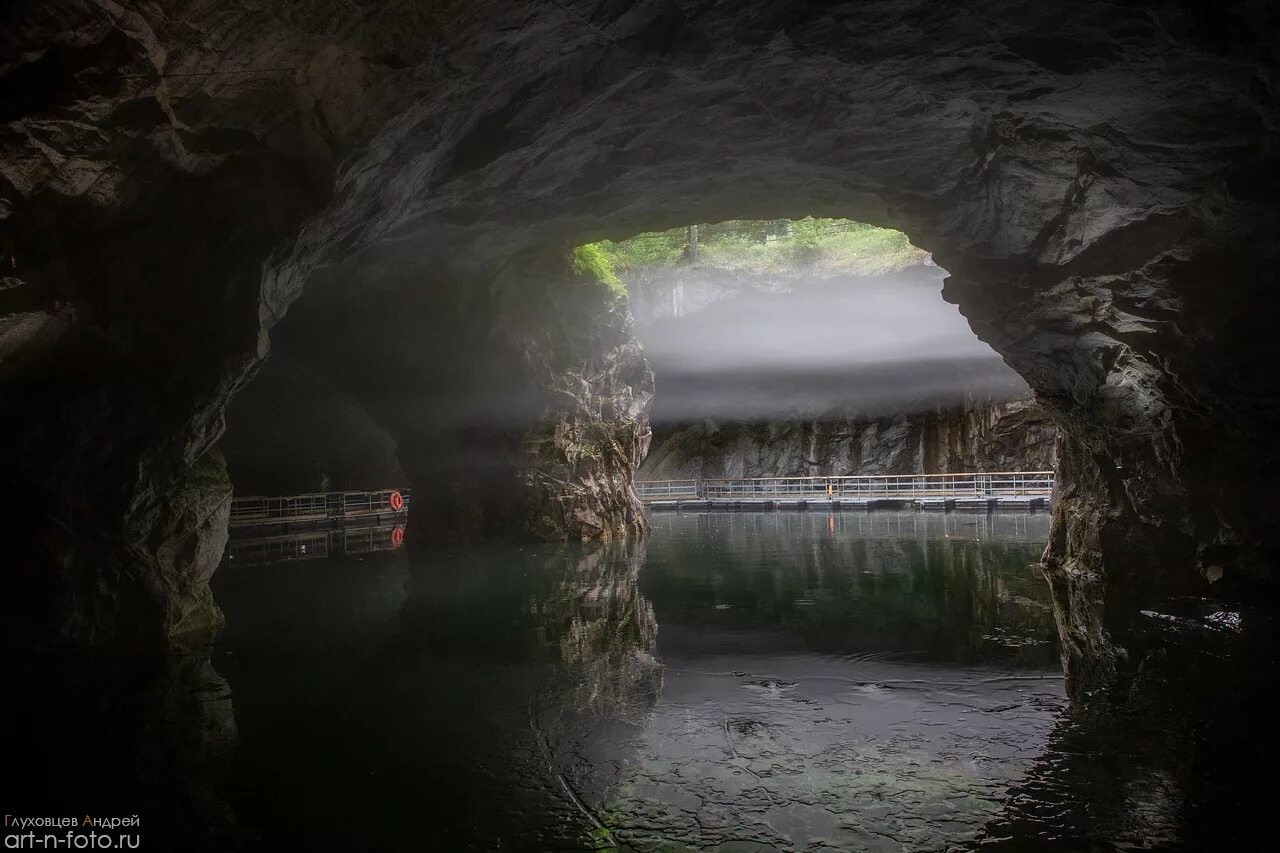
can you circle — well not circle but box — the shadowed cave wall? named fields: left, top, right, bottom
left=220, top=350, right=407, bottom=494
left=1, top=0, right=1278, bottom=707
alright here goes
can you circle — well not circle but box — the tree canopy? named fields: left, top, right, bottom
left=592, top=218, right=929, bottom=278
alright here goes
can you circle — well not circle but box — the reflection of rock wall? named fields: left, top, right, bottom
left=641, top=397, right=1056, bottom=479
left=10, top=651, right=238, bottom=851
left=532, top=540, right=662, bottom=722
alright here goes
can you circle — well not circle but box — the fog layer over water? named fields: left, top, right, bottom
left=629, top=264, right=1031, bottom=424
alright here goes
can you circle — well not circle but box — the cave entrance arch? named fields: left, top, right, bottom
left=4, top=2, right=1274, bottom=711
left=267, top=80, right=1272, bottom=703
left=589, top=217, right=1059, bottom=483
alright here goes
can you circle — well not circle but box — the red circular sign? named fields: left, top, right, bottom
left=388, top=490, right=405, bottom=511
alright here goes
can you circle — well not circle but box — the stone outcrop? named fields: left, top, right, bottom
left=641, top=397, right=1056, bottom=480
left=149, top=449, right=234, bottom=643
left=512, top=261, right=655, bottom=541
left=0, top=0, right=1277, bottom=706
left=1, top=442, right=231, bottom=650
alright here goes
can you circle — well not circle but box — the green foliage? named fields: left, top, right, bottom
left=594, top=217, right=927, bottom=277
left=596, top=230, right=686, bottom=272
left=588, top=825, right=618, bottom=848
left=571, top=243, right=627, bottom=298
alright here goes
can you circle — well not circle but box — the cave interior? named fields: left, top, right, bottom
left=1, top=0, right=1278, bottom=847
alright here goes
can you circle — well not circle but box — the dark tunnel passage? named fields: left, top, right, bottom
left=219, top=350, right=406, bottom=497
left=2, top=0, right=1279, bottom=848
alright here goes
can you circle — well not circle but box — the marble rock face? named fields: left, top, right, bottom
left=2, top=1, right=1278, bottom=698
left=641, top=397, right=1058, bottom=480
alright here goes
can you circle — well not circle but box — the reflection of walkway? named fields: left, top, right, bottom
left=224, top=523, right=405, bottom=566
left=655, top=508, right=1050, bottom=543
left=828, top=508, right=1046, bottom=541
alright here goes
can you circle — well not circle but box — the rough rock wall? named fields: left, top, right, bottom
left=1, top=441, right=232, bottom=650
left=0, top=0, right=445, bottom=647
left=641, top=398, right=1056, bottom=480
left=919, top=398, right=1058, bottom=474
left=505, top=256, right=655, bottom=541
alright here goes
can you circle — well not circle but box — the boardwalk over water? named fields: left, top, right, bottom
left=227, top=472, right=1053, bottom=533
left=635, top=471, right=1054, bottom=511
left=230, top=488, right=411, bottom=530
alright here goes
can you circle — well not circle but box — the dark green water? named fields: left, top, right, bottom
left=213, top=510, right=1074, bottom=850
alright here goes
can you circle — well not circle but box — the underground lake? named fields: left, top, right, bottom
left=212, top=510, right=1071, bottom=850
left=4, top=2, right=1278, bottom=850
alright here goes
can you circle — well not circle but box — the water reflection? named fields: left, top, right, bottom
left=644, top=511, right=1059, bottom=668
left=596, top=511, right=1061, bottom=850
left=5, top=649, right=238, bottom=851
left=533, top=539, right=663, bottom=724
left=224, top=523, right=405, bottom=565
left=15, top=510, right=1267, bottom=850
left=213, top=509, right=1063, bottom=850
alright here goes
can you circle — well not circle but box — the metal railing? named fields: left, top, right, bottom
left=633, top=479, right=701, bottom=500
left=635, top=471, right=1054, bottom=502
left=229, top=488, right=411, bottom=528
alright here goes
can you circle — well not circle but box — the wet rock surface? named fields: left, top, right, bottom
left=511, top=259, right=656, bottom=541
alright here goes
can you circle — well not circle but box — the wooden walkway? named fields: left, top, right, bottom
left=634, top=471, right=1054, bottom=511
